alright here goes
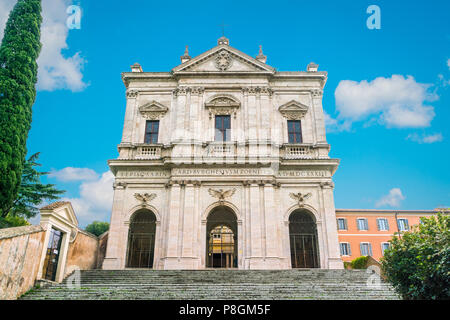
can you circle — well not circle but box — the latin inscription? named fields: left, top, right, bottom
left=117, top=168, right=330, bottom=178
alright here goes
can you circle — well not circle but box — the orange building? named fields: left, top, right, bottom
left=335, top=209, right=446, bottom=262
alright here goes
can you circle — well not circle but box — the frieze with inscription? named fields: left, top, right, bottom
left=116, top=168, right=330, bottom=179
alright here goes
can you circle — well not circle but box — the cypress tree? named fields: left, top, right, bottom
left=0, top=0, right=42, bottom=218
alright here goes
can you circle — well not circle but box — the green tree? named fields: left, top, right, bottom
left=0, top=213, right=30, bottom=228
left=0, top=152, right=64, bottom=228
left=0, top=0, right=42, bottom=218
left=381, top=212, right=450, bottom=300
left=85, top=221, right=110, bottom=237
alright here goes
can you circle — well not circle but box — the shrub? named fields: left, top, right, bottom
left=351, top=256, right=369, bottom=269
left=85, top=221, right=109, bottom=237
left=381, top=212, right=450, bottom=300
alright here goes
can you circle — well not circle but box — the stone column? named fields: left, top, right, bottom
left=320, top=182, right=344, bottom=269
left=181, top=181, right=196, bottom=268
left=263, top=181, right=281, bottom=268
left=248, top=181, right=263, bottom=268
left=164, top=182, right=182, bottom=269
left=312, top=89, right=326, bottom=143
left=103, top=182, right=127, bottom=270
left=121, top=90, right=138, bottom=144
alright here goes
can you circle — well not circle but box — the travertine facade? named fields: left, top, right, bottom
left=103, top=37, right=344, bottom=270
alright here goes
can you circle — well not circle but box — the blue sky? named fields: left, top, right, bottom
left=1, top=0, right=449, bottom=227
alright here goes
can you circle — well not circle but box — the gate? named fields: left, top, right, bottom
left=126, top=209, right=156, bottom=268
left=289, top=210, right=320, bottom=268
left=42, top=228, right=63, bottom=281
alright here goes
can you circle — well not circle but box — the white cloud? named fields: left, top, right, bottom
left=324, top=112, right=351, bottom=133
left=48, top=167, right=99, bottom=182
left=376, top=188, right=405, bottom=208
left=447, top=59, right=450, bottom=70
left=335, top=75, right=437, bottom=128
left=407, top=133, right=443, bottom=144
left=0, top=0, right=87, bottom=91
left=63, top=171, right=114, bottom=227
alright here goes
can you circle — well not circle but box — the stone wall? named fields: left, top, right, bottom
left=0, top=225, right=45, bottom=300
left=64, top=230, right=99, bottom=277
left=96, top=232, right=108, bottom=269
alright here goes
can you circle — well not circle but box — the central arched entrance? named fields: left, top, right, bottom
left=206, top=206, right=237, bottom=268
left=126, top=209, right=156, bottom=268
left=289, top=209, right=320, bottom=268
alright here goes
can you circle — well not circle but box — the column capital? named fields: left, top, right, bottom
left=320, top=181, right=334, bottom=189
left=113, top=182, right=127, bottom=190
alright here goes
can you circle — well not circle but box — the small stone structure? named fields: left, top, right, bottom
left=0, top=202, right=107, bottom=300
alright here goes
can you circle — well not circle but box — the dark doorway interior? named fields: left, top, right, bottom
left=126, top=209, right=156, bottom=268
left=289, top=209, right=320, bottom=268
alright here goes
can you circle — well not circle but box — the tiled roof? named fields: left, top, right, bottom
left=40, top=201, right=71, bottom=210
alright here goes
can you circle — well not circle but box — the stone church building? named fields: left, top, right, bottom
left=102, top=37, right=344, bottom=270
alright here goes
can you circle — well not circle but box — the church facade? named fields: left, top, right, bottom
left=102, top=37, right=344, bottom=270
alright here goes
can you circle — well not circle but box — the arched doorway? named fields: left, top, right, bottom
left=206, top=206, right=237, bottom=268
left=289, top=209, right=320, bottom=268
left=126, top=209, right=156, bottom=268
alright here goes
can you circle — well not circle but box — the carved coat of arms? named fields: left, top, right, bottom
left=289, top=192, right=312, bottom=206
left=208, top=188, right=236, bottom=202
left=215, top=51, right=232, bottom=71
left=134, top=193, right=157, bottom=203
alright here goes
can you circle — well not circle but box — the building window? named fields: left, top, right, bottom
left=337, top=218, right=348, bottom=230
left=360, top=242, right=372, bottom=256
left=144, top=120, right=159, bottom=144
left=397, top=218, right=409, bottom=231
left=340, top=243, right=351, bottom=256
left=215, top=115, right=230, bottom=141
left=287, top=120, right=302, bottom=143
left=377, top=218, right=389, bottom=231
left=381, top=243, right=390, bottom=255
left=357, top=218, right=369, bottom=231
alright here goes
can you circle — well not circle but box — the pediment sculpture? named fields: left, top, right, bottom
left=138, top=101, right=168, bottom=120
left=278, top=100, right=309, bottom=120
left=205, top=94, right=241, bottom=119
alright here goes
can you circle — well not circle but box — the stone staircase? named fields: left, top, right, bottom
left=20, top=269, right=400, bottom=300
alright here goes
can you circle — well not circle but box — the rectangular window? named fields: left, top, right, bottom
left=337, top=218, right=348, bottom=230
left=144, top=120, right=159, bottom=144
left=377, top=218, right=389, bottom=231
left=340, top=243, right=351, bottom=256
left=381, top=243, right=390, bottom=255
left=360, top=243, right=372, bottom=256
left=287, top=120, right=302, bottom=143
left=357, top=218, right=369, bottom=231
left=215, top=115, right=231, bottom=141
left=397, top=218, right=409, bottom=231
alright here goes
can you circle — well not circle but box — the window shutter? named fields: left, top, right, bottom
left=376, top=219, right=380, bottom=231
left=348, top=243, right=352, bottom=256
left=368, top=243, right=373, bottom=256
left=405, top=219, right=409, bottom=230
left=344, top=219, right=348, bottom=230
left=360, top=243, right=364, bottom=255
left=385, top=219, right=389, bottom=231
left=365, top=219, right=368, bottom=230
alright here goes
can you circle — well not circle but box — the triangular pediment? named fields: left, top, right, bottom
left=139, top=101, right=168, bottom=120
left=172, top=45, right=275, bottom=74
left=279, top=100, right=309, bottom=119
left=140, top=101, right=168, bottom=112
left=41, top=202, right=79, bottom=227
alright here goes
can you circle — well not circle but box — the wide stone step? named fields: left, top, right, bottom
left=21, top=269, right=400, bottom=300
